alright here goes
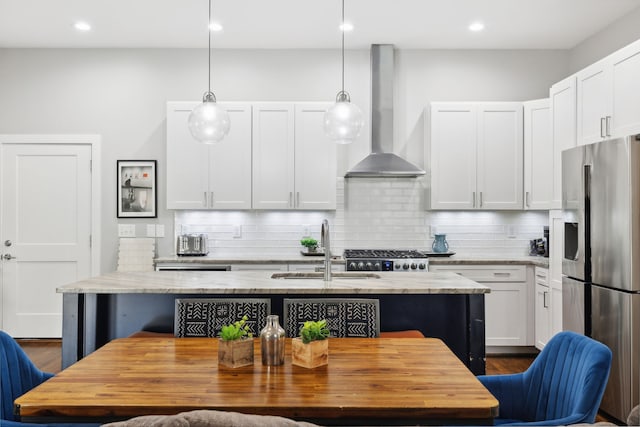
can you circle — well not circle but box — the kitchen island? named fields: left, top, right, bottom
left=58, top=270, right=489, bottom=374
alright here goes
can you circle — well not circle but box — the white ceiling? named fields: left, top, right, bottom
left=0, top=0, right=639, bottom=49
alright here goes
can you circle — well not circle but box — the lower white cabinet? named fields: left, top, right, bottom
left=534, top=267, right=551, bottom=349
left=429, top=265, right=530, bottom=346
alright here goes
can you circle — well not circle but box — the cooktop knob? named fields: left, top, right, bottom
left=403, top=263, right=409, bottom=270
left=365, top=262, right=373, bottom=270
left=394, top=263, right=402, bottom=270
left=373, top=262, right=381, bottom=270
left=418, top=263, right=426, bottom=270
left=349, top=262, right=357, bottom=270
left=357, top=262, right=364, bottom=270
left=410, top=263, right=417, bottom=270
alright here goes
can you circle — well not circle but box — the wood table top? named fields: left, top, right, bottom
left=15, top=337, right=498, bottom=425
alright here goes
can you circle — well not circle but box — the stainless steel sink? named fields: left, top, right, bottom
left=270, top=272, right=381, bottom=280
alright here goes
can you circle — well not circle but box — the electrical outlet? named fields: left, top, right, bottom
left=507, top=225, right=516, bottom=238
left=233, top=225, right=242, bottom=239
left=118, top=224, right=136, bottom=237
left=302, top=224, right=310, bottom=237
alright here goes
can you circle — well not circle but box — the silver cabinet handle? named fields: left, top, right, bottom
left=605, top=116, right=611, bottom=137
left=525, top=191, right=530, bottom=208
left=296, top=192, right=300, bottom=208
left=493, top=272, right=511, bottom=277
left=600, top=117, right=606, bottom=138
left=210, top=191, right=214, bottom=208
left=472, top=192, right=476, bottom=208
left=543, top=291, right=549, bottom=308
left=289, top=192, right=293, bottom=208
left=2, top=253, right=15, bottom=260
left=203, top=191, right=208, bottom=208
left=479, top=192, right=483, bottom=208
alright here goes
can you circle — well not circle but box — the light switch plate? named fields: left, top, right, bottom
left=233, top=225, right=242, bottom=239
left=118, top=224, right=136, bottom=237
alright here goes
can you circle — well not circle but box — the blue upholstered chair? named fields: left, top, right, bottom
left=478, top=331, right=612, bottom=426
left=1, top=330, right=99, bottom=427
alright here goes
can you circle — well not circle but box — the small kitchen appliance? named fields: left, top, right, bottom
left=343, top=249, right=429, bottom=272
left=176, top=234, right=209, bottom=256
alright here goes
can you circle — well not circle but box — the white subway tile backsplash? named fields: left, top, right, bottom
left=174, top=177, right=548, bottom=257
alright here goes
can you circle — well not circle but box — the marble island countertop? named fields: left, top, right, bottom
left=56, top=270, right=490, bottom=295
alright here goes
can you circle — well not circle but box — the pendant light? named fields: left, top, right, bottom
left=188, top=0, right=230, bottom=144
left=323, top=0, right=364, bottom=145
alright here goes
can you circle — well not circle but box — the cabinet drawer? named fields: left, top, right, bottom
left=430, top=265, right=526, bottom=282
left=534, top=266, right=549, bottom=285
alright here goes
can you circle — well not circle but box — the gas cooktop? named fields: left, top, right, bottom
left=343, top=249, right=429, bottom=272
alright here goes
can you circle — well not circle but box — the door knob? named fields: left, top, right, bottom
left=4, top=240, right=11, bottom=247
left=2, top=253, right=15, bottom=260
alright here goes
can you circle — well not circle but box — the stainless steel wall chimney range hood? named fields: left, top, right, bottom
left=345, top=44, right=425, bottom=178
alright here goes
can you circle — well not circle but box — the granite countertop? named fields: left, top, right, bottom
left=154, top=254, right=549, bottom=268
left=56, top=270, right=489, bottom=295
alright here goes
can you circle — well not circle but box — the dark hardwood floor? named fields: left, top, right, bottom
left=16, top=339, right=620, bottom=424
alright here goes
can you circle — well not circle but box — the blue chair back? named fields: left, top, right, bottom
left=1, top=330, right=54, bottom=422
left=491, top=331, right=612, bottom=424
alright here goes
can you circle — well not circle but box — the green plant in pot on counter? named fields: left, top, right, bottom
left=300, top=237, right=319, bottom=253
left=218, top=315, right=254, bottom=368
left=292, top=319, right=330, bottom=368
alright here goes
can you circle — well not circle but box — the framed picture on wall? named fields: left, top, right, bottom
left=117, top=160, right=157, bottom=218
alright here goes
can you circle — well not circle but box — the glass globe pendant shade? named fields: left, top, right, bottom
left=188, top=92, right=230, bottom=144
left=323, top=91, right=364, bottom=145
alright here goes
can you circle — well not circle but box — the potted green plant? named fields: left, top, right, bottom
left=300, top=237, right=319, bottom=254
left=291, top=319, right=330, bottom=368
left=218, top=315, right=254, bottom=368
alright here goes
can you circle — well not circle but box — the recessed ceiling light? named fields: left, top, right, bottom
left=209, top=22, right=223, bottom=32
left=468, top=21, right=485, bottom=32
left=340, top=21, right=354, bottom=32
left=74, top=21, right=92, bottom=32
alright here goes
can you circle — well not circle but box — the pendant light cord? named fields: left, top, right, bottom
left=208, top=0, right=212, bottom=95
left=341, top=0, right=345, bottom=94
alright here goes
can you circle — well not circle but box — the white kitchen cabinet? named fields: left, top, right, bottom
left=534, top=267, right=551, bottom=350
left=549, top=209, right=563, bottom=336
left=577, top=39, right=640, bottom=145
left=166, top=102, right=252, bottom=210
left=429, top=102, right=523, bottom=210
left=550, top=75, right=577, bottom=209
left=523, top=99, right=553, bottom=210
left=252, top=102, right=336, bottom=210
left=429, top=265, right=530, bottom=347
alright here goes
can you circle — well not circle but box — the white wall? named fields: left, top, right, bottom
left=568, top=5, right=640, bottom=73
left=0, top=47, right=570, bottom=270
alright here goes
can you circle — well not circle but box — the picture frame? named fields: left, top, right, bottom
left=117, top=160, right=157, bottom=218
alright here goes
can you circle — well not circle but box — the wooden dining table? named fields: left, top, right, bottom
left=15, top=337, right=499, bottom=426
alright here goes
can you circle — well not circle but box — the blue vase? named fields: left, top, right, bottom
left=432, top=234, right=449, bottom=253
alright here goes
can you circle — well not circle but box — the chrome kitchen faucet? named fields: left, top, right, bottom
left=321, top=219, right=331, bottom=281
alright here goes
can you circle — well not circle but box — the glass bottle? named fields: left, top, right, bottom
left=260, top=315, right=285, bottom=366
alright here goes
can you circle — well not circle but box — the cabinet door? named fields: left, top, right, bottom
left=166, top=102, right=209, bottom=209
left=430, top=103, right=477, bottom=209
left=550, top=285, right=563, bottom=337
left=209, top=104, right=252, bottom=209
left=550, top=76, right=576, bottom=209
left=252, top=103, right=295, bottom=209
left=524, top=99, right=553, bottom=210
left=485, top=281, right=528, bottom=346
left=477, top=103, right=523, bottom=210
left=610, top=40, right=640, bottom=138
left=294, top=103, right=336, bottom=210
left=576, top=60, right=611, bottom=146
left=535, top=282, right=551, bottom=350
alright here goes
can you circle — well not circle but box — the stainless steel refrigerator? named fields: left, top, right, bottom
left=562, top=135, right=640, bottom=423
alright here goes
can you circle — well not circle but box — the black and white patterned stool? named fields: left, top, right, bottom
left=283, top=298, right=380, bottom=338
left=174, top=298, right=270, bottom=338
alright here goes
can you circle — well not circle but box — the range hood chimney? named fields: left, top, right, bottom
left=345, top=44, right=425, bottom=178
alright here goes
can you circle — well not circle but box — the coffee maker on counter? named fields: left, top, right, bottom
left=529, top=226, right=549, bottom=257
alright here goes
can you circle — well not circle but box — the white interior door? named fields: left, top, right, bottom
left=1, top=143, right=92, bottom=337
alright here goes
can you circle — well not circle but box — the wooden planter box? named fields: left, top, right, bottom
left=218, top=338, right=254, bottom=368
left=291, top=337, right=328, bottom=368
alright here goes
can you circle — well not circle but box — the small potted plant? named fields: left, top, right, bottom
left=292, top=319, right=330, bottom=368
left=218, top=315, right=254, bottom=368
left=300, top=237, right=319, bottom=254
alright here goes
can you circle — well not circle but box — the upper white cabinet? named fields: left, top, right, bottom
left=429, top=102, right=523, bottom=210
left=166, top=102, right=252, bottom=210
left=577, top=39, right=640, bottom=145
left=252, top=102, right=336, bottom=210
left=523, top=99, right=553, bottom=210
left=549, top=75, right=576, bottom=209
